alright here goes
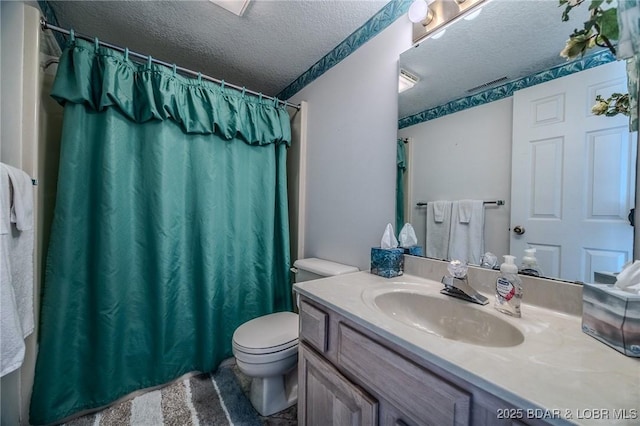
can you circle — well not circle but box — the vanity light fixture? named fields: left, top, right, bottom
left=399, top=69, right=420, bottom=93
left=408, top=0, right=435, bottom=25
left=410, top=0, right=486, bottom=44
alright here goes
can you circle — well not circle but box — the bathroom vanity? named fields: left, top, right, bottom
left=293, top=262, right=639, bottom=426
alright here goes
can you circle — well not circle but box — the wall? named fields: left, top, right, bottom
left=1, top=3, right=42, bottom=425
left=398, top=98, right=513, bottom=260
left=289, top=18, right=412, bottom=271
left=287, top=102, right=308, bottom=262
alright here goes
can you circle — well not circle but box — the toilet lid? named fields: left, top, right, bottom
left=233, top=311, right=299, bottom=354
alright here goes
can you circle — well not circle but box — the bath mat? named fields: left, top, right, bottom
left=62, top=360, right=290, bottom=426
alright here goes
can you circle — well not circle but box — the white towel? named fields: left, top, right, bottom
left=457, top=199, right=474, bottom=223
left=4, top=164, right=34, bottom=232
left=432, top=201, right=447, bottom=223
left=426, top=201, right=452, bottom=260
left=448, top=200, right=484, bottom=265
left=0, top=163, right=34, bottom=377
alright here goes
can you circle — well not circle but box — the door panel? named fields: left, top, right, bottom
left=511, top=61, right=636, bottom=283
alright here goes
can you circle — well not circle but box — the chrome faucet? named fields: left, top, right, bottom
left=441, top=275, right=489, bottom=305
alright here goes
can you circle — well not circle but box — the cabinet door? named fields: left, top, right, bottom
left=338, top=324, right=471, bottom=426
left=299, top=342, right=378, bottom=426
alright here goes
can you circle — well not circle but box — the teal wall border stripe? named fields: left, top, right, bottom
left=398, top=50, right=616, bottom=129
left=277, top=0, right=411, bottom=100
left=38, top=0, right=66, bottom=50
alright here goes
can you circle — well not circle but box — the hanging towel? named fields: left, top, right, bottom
left=448, top=200, right=485, bottom=265
left=0, top=163, right=35, bottom=377
left=457, top=199, right=474, bottom=223
left=432, top=201, right=447, bottom=223
left=426, top=201, right=452, bottom=260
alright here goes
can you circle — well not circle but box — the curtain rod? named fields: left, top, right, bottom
left=416, top=200, right=505, bottom=207
left=40, top=19, right=301, bottom=111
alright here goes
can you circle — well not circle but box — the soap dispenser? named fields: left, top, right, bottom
left=520, top=248, right=542, bottom=277
left=495, top=255, right=522, bottom=317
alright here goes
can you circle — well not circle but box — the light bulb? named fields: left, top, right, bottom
left=464, top=8, right=483, bottom=21
left=431, top=29, right=446, bottom=39
left=408, top=0, right=429, bottom=24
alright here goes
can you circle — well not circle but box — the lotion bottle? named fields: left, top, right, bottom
left=495, top=255, right=522, bottom=317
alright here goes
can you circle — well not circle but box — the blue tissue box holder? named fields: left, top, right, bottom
left=370, top=247, right=404, bottom=278
left=581, top=282, right=640, bottom=357
left=403, top=245, right=423, bottom=256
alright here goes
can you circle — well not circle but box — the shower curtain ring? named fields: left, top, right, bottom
left=93, top=37, right=99, bottom=51
left=124, top=48, right=129, bottom=61
left=241, top=87, right=246, bottom=98
left=69, top=29, right=75, bottom=42
left=147, top=55, right=153, bottom=69
left=220, top=80, right=225, bottom=90
left=172, top=64, right=177, bottom=77
left=197, top=72, right=202, bottom=83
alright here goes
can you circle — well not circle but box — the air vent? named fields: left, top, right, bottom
left=399, top=69, right=420, bottom=93
left=400, top=69, right=419, bottom=84
left=209, top=0, right=251, bottom=16
left=466, top=76, right=509, bottom=93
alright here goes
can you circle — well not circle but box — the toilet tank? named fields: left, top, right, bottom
left=293, top=258, right=359, bottom=283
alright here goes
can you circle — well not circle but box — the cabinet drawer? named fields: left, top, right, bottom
left=338, top=323, right=471, bottom=426
left=300, top=301, right=328, bottom=352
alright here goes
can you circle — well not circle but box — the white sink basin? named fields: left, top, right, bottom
left=363, top=285, right=524, bottom=348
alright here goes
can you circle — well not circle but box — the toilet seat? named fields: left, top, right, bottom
left=232, top=311, right=299, bottom=355
left=233, top=342, right=298, bottom=365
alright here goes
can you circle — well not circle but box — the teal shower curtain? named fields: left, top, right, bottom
left=30, top=39, right=292, bottom=425
left=396, top=139, right=406, bottom=232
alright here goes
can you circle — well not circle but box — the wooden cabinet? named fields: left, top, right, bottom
left=338, top=323, right=470, bottom=425
left=297, top=297, right=546, bottom=426
left=299, top=342, right=378, bottom=426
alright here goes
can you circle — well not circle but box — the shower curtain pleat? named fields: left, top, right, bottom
left=30, top=39, right=292, bottom=425
left=396, top=139, right=406, bottom=233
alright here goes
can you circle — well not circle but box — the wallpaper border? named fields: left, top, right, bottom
left=277, top=0, right=412, bottom=100
left=398, top=50, right=616, bottom=129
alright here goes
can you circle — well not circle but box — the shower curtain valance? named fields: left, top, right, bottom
left=51, top=39, right=291, bottom=145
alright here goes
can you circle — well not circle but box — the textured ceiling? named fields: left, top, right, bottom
left=47, top=0, right=389, bottom=97
left=399, top=0, right=597, bottom=118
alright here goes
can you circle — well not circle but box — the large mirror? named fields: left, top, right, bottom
left=398, top=0, right=637, bottom=285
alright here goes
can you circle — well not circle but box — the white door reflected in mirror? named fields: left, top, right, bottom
left=510, top=61, right=635, bottom=283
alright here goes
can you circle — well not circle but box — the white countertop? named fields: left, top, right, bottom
left=294, top=271, right=640, bottom=425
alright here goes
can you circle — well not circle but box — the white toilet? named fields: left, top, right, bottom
left=232, top=258, right=359, bottom=416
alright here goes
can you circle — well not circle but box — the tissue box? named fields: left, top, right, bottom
left=403, top=245, right=424, bottom=256
left=370, top=247, right=404, bottom=278
left=581, top=283, right=640, bottom=357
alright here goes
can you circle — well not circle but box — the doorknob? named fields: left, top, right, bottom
left=513, top=225, right=525, bottom=235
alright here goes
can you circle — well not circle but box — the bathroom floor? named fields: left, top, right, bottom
left=62, top=358, right=297, bottom=425
left=230, top=359, right=298, bottom=426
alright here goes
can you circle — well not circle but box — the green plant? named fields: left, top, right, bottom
left=591, top=93, right=630, bottom=116
left=559, top=0, right=619, bottom=60
left=561, top=0, right=630, bottom=119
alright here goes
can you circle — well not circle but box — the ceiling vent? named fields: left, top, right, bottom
left=209, top=0, right=251, bottom=17
left=399, top=69, right=420, bottom=93
left=466, top=76, right=509, bottom=93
